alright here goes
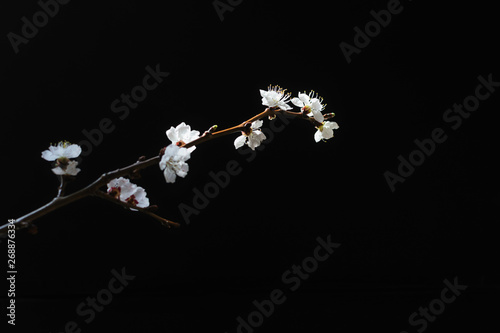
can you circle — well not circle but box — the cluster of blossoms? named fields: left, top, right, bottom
left=41, top=141, right=82, bottom=176
left=106, top=177, right=150, bottom=210
left=39, top=85, right=338, bottom=221
left=160, top=86, right=339, bottom=184
left=41, top=141, right=151, bottom=210
left=239, top=86, right=339, bottom=149
left=291, top=91, right=339, bottom=142
left=159, top=122, right=200, bottom=183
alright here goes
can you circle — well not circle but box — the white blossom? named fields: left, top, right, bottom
left=260, top=85, right=292, bottom=111
left=159, top=144, right=191, bottom=183
left=314, top=121, right=339, bottom=142
left=166, top=122, right=200, bottom=153
left=51, top=160, right=81, bottom=176
left=41, top=141, right=82, bottom=161
left=107, top=177, right=150, bottom=209
left=291, top=91, right=326, bottom=123
left=234, top=120, right=267, bottom=150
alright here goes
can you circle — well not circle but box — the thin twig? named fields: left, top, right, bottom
left=93, top=191, right=180, bottom=228
left=1, top=106, right=319, bottom=235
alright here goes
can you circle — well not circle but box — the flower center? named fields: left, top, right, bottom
left=56, top=156, right=69, bottom=166
left=108, top=187, right=121, bottom=199
left=59, top=140, right=71, bottom=148
left=125, top=195, right=138, bottom=206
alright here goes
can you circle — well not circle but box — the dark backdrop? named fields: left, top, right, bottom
left=2, top=0, right=499, bottom=332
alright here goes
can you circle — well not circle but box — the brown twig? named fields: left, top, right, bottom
left=1, top=156, right=160, bottom=234
left=1, top=106, right=321, bottom=235
left=93, top=190, right=180, bottom=228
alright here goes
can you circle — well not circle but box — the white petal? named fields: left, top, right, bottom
left=41, top=149, right=57, bottom=161
left=298, top=93, right=310, bottom=105
left=252, top=130, right=267, bottom=142
left=234, top=135, right=246, bottom=149
left=322, top=127, right=334, bottom=140
left=314, top=130, right=323, bottom=142
left=158, top=154, right=168, bottom=170
left=64, top=144, right=82, bottom=159
left=278, top=101, right=292, bottom=110
left=176, top=163, right=189, bottom=178
left=251, top=120, right=263, bottom=129
left=312, top=110, right=324, bottom=123
left=164, top=144, right=180, bottom=157
left=133, top=188, right=150, bottom=208
left=176, top=147, right=191, bottom=161
left=107, top=177, right=129, bottom=190
left=119, top=183, right=137, bottom=201
left=188, top=130, right=200, bottom=142
left=163, top=167, right=177, bottom=183
left=311, top=99, right=323, bottom=112
left=51, top=167, right=65, bottom=175
left=65, top=161, right=81, bottom=175
left=261, top=97, right=270, bottom=107
left=177, top=123, right=190, bottom=139
left=166, top=126, right=179, bottom=143
left=291, top=97, right=304, bottom=107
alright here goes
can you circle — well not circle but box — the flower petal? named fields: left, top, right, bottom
left=41, top=149, right=57, bottom=161
left=64, top=144, right=82, bottom=159
left=234, top=135, right=246, bottom=149
left=298, top=92, right=310, bottom=105
left=314, top=130, right=323, bottom=142
left=251, top=120, right=263, bottom=129
left=312, top=110, right=324, bottom=123
left=163, top=167, right=177, bottom=183
left=291, top=97, right=304, bottom=108
left=166, top=126, right=179, bottom=143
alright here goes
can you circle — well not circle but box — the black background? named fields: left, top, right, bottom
left=2, top=0, right=499, bottom=332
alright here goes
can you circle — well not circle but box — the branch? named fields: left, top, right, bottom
left=181, top=107, right=276, bottom=149
left=0, top=156, right=160, bottom=235
left=2, top=105, right=330, bottom=235
left=93, top=190, right=180, bottom=228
